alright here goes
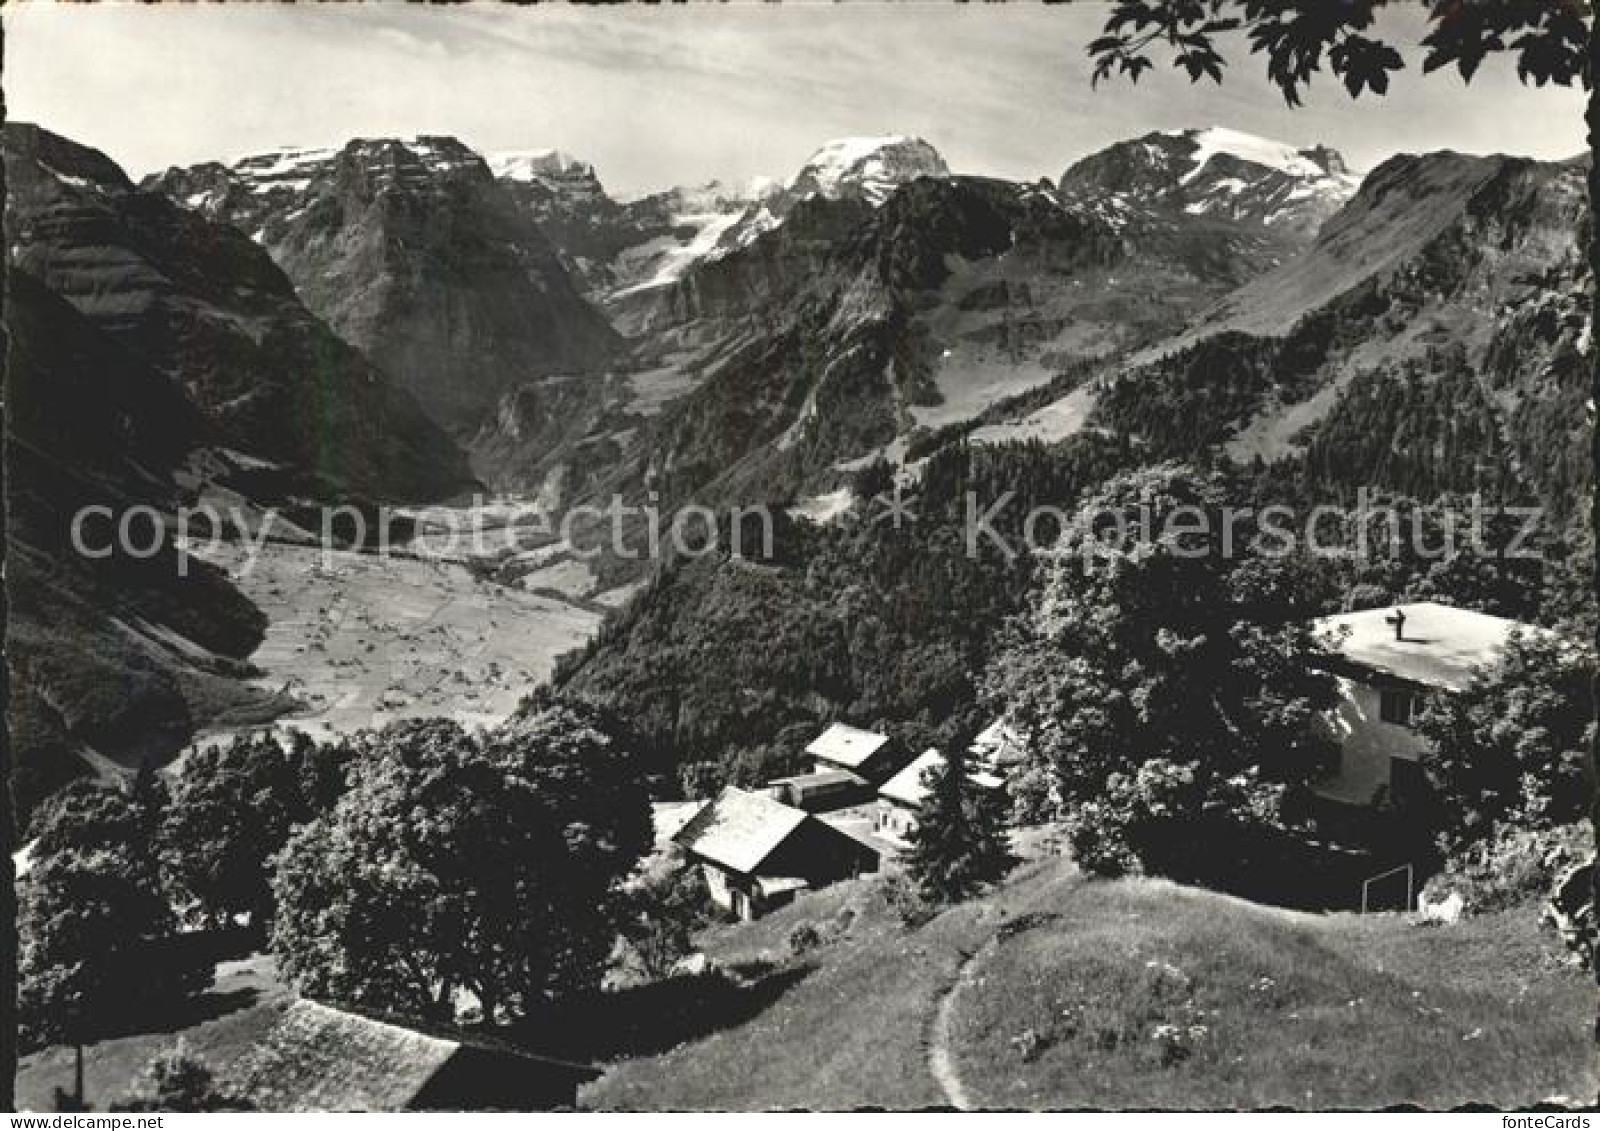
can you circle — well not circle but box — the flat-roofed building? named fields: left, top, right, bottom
left=1311, top=601, right=1550, bottom=806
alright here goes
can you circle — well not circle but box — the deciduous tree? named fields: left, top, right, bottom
left=271, top=712, right=649, bottom=1025
left=18, top=783, right=211, bottom=1107
left=988, top=464, right=1340, bottom=876
left=1415, top=630, right=1595, bottom=854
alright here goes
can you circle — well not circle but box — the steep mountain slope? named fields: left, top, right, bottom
left=5, top=270, right=281, bottom=817
left=490, top=148, right=672, bottom=294
left=147, top=136, right=621, bottom=437
left=9, top=124, right=472, bottom=502
left=1061, top=127, right=1359, bottom=238
left=560, top=129, right=1364, bottom=514
left=466, top=138, right=961, bottom=500
left=618, top=176, right=1128, bottom=507
left=1088, top=152, right=1590, bottom=521
left=988, top=149, right=1590, bottom=524
left=1057, top=126, right=1360, bottom=290
left=488, top=150, right=788, bottom=305
left=787, top=135, right=950, bottom=205
left=489, top=136, right=949, bottom=330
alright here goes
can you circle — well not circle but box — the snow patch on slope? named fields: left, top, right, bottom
left=1177, top=127, right=1335, bottom=185
left=789, top=136, right=950, bottom=205
left=490, top=149, right=592, bottom=181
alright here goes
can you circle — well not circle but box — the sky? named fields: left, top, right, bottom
left=6, top=2, right=1588, bottom=196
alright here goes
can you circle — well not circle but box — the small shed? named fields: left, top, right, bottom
left=765, top=768, right=868, bottom=812
left=673, top=787, right=879, bottom=919
left=805, top=722, right=905, bottom=785
left=229, top=1000, right=600, bottom=1111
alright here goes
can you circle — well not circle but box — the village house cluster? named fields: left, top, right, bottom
left=671, top=720, right=1023, bottom=920
left=60, top=600, right=1545, bottom=1110
left=670, top=601, right=1548, bottom=920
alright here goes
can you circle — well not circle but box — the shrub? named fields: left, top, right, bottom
left=623, top=857, right=712, bottom=982
left=787, top=922, right=823, bottom=957
left=1419, top=823, right=1590, bottom=918
left=113, top=1045, right=253, bottom=1112
left=880, top=871, right=935, bottom=928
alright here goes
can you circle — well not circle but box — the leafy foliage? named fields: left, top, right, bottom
left=1413, top=630, right=1595, bottom=855
left=270, top=709, right=650, bottom=1025
left=161, top=729, right=348, bottom=929
left=620, top=856, right=713, bottom=981
left=18, top=783, right=212, bottom=1059
left=114, top=1046, right=254, bottom=1112
left=1087, top=1, right=1588, bottom=107
left=1419, top=822, right=1592, bottom=919
left=987, top=463, right=1341, bottom=878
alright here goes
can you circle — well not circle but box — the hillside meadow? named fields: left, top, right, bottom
left=585, top=859, right=1596, bottom=1110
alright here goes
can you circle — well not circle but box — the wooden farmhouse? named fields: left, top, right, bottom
left=805, top=722, right=906, bottom=785
left=874, top=748, right=1005, bottom=847
left=673, top=787, right=879, bottom=919
left=229, top=1000, right=599, bottom=1111
left=1311, top=602, right=1551, bottom=807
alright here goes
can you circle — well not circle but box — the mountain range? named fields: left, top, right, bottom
left=7, top=120, right=1591, bottom=817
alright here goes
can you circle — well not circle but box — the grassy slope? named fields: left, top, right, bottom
left=952, top=877, right=1595, bottom=1110
left=585, top=870, right=1006, bottom=1111
left=585, top=859, right=1596, bottom=1111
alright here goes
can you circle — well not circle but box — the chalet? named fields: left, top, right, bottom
left=229, top=1000, right=599, bottom=1111
left=1311, top=601, right=1550, bottom=806
left=874, top=748, right=1005, bottom=846
left=806, top=722, right=905, bottom=784
left=673, top=787, right=879, bottom=919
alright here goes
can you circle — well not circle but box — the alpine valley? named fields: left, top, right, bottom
left=8, top=120, right=1591, bottom=820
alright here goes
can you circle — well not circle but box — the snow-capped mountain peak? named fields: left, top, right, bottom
left=1172, top=126, right=1349, bottom=186
left=1059, top=127, right=1361, bottom=239
left=788, top=135, right=950, bottom=205
left=489, top=148, right=594, bottom=182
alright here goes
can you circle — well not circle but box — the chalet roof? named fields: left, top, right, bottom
left=673, top=787, right=810, bottom=875
left=879, top=749, right=1006, bottom=808
left=230, top=1001, right=597, bottom=1112
left=231, top=1000, right=460, bottom=1111
left=970, top=718, right=1026, bottom=766
left=1314, top=602, right=1549, bottom=692
left=806, top=722, right=891, bottom=769
left=878, top=749, right=944, bottom=808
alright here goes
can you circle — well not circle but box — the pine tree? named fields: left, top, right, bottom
left=904, top=746, right=1010, bottom=904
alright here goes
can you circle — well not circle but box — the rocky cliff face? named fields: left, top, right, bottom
left=5, top=269, right=278, bottom=818
left=1054, top=127, right=1361, bottom=292
left=785, top=135, right=951, bottom=206
left=1060, top=127, right=1360, bottom=241
left=621, top=175, right=1128, bottom=507
left=489, top=149, right=672, bottom=294
left=11, top=124, right=474, bottom=503
left=148, top=135, right=621, bottom=437
left=609, top=137, right=953, bottom=328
